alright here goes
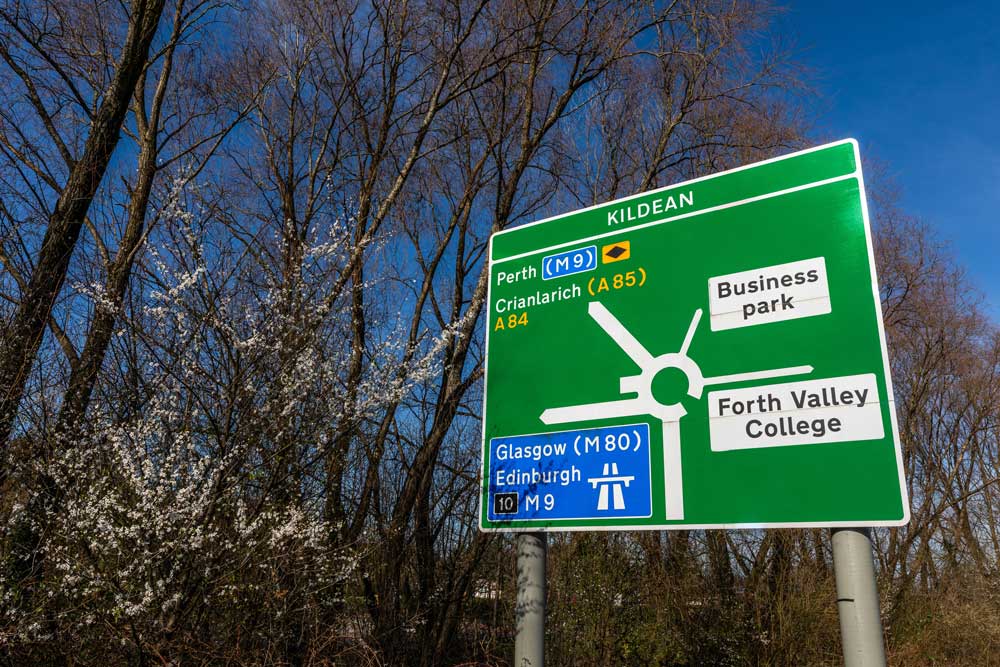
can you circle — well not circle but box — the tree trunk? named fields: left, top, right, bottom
left=0, top=0, right=167, bottom=465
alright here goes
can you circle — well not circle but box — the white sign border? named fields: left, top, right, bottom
left=478, top=138, right=911, bottom=532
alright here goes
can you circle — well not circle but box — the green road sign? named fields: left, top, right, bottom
left=479, top=139, right=910, bottom=532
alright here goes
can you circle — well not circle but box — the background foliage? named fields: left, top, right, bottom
left=0, top=1, right=997, bottom=665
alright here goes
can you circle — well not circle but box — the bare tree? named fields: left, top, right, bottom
left=4, top=2, right=936, bottom=665
left=0, top=0, right=168, bottom=463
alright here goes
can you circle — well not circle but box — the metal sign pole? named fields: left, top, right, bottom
left=514, top=532, right=546, bottom=667
left=831, top=527, right=887, bottom=667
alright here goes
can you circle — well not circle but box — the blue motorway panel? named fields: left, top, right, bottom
left=541, top=245, right=597, bottom=280
left=486, top=423, right=652, bottom=522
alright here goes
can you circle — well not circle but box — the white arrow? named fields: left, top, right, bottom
left=540, top=397, right=670, bottom=425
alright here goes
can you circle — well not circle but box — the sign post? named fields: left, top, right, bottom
left=480, top=139, right=908, bottom=665
left=514, top=532, right=546, bottom=667
left=832, top=528, right=887, bottom=666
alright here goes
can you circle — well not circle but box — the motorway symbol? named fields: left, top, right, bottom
left=588, top=462, right=634, bottom=510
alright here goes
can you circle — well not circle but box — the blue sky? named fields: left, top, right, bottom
left=780, top=0, right=999, bottom=318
